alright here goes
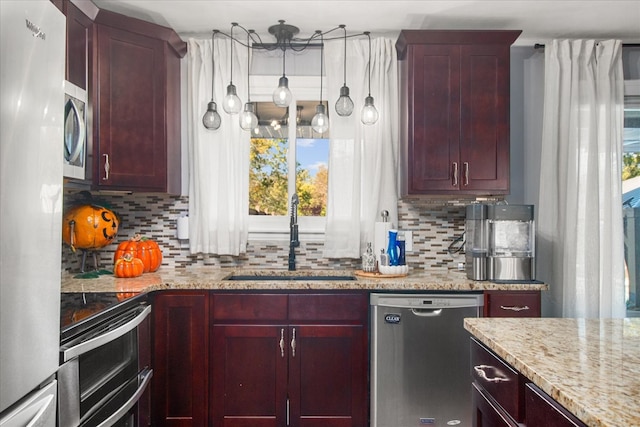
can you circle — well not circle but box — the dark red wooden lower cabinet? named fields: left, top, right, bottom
left=525, top=383, right=586, bottom=427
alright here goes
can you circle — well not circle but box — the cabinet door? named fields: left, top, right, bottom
left=288, top=325, right=367, bottom=427
left=211, top=324, right=288, bottom=427
left=65, top=1, right=92, bottom=90
left=472, top=383, right=519, bottom=427
left=484, top=291, right=541, bottom=317
left=525, top=383, right=586, bottom=427
left=95, top=24, right=167, bottom=191
left=407, top=44, right=461, bottom=193
left=459, top=44, right=510, bottom=192
left=153, top=292, right=209, bottom=427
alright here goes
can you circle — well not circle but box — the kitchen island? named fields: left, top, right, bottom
left=464, top=317, right=640, bottom=427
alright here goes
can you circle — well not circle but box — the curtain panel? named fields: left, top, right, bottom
left=323, top=37, right=399, bottom=258
left=538, top=39, right=626, bottom=318
left=186, top=37, right=250, bottom=256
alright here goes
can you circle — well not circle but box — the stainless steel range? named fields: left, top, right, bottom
left=58, top=293, right=152, bottom=427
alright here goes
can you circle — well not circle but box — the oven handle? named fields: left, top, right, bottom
left=96, top=368, right=153, bottom=427
left=61, top=305, right=151, bottom=362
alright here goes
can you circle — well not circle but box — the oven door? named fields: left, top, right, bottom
left=58, top=304, right=151, bottom=427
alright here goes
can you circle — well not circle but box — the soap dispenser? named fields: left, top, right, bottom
left=387, top=229, right=399, bottom=266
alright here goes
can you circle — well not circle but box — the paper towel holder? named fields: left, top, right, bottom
left=177, top=215, right=189, bottom=240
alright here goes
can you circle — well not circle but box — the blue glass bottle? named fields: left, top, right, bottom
left=387, top=230, right=399, bottom=266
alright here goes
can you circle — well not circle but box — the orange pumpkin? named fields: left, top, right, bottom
left=114, top=253, right=144, bottom=278
left=113, top=234, right=162, bottom=273
left=62, top=205, right=119, bottom=251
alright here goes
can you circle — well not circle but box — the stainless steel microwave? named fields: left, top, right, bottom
left=63, top=80, right=87, bottom=180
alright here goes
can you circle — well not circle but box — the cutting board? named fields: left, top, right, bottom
left=354, top=270, right=408, bottom=279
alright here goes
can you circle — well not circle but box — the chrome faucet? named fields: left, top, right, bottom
left=288, top=193, right=300, bottom=271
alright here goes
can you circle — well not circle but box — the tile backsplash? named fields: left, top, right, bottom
left=61, top=191, right=474, bottom=274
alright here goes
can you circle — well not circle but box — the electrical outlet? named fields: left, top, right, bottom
left=404, top=230, right=413, bottom=252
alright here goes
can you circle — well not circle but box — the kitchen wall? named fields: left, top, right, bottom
left=61, top=191, right=473, bottom=274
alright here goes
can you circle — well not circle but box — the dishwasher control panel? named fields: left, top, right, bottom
left=370, top=293, right=484, bottom=310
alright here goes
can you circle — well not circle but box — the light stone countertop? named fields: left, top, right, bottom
left=464, top=317, right=640, bottom=427
left=61, top=266, right=548, bottom=293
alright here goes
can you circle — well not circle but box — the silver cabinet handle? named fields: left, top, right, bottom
left=500, top=305, right=530, bottom=312
left=474, top=365, right=510, bottom=383
left=452, top=162, right=459, bottom=187
left=290, top=327, right=296, bottom=357
left=103, top=153, right=110, bottom=180
left=463, top=162, right=469, bottom=186
left=279, top=328, right=285, bottom=358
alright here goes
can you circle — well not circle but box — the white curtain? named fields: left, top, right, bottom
left=186, top=37, right=250, bottom=255
left=322, top=37, right=399, bottom=258
left=538, top=39, right=626, bottom=318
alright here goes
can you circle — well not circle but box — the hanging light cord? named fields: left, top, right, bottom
left=341, top=25, right=347, bottom=86
left=281, top=45, right=286, bottom=78
left=365, top=31, right=372, bottom=97
left=229, top=23, right=237, bottom=84
left=247, top=31, right=252, bottom=101
left=210, top=30, right=217, bottom=100
left=318, top=31, right=324, bottom=103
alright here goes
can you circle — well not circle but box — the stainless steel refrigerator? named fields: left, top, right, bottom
left=0, top=1, right=65, bottom=425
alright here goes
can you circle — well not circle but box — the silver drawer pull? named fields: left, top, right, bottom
left=474, top=365, right=510, bottom=383
left=500, top=305, right=530, bottom=312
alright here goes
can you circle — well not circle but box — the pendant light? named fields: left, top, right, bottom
left=202, top=30, right=222, bottom=130
left=311, top=31, right=329, bottom=134
left=273, top=48, right=292, bottom=107
left=223, top=23, right=242, bottom=114
left=240, top=31, right=258, bottom=130
left=361, top=31, right=379, bottom=125
left=335, top=25, right=354, bottom=117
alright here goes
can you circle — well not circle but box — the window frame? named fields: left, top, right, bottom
left=247, top=75, right=327, bottom=242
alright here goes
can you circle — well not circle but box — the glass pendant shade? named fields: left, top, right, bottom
left=273, top=76, right=292, bottom=107
left=223, top=83, right=242, bottom=114
left=361, top=95, right=379, bottom=125
left=335, top=85, right=354, bottom=116
left=311, top=104, right=329, bottom=134
left=203, top=101, right=222, bottom=130
left=239, top=102, right=259, bottom=130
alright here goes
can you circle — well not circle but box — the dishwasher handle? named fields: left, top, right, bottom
left=411, top=308, right=443, bottom=317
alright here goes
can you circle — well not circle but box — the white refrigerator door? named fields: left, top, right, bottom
left=0, top=0, right=65, bottom=414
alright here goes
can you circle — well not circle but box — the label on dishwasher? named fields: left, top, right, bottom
left=384, top=313, right=401, bottom=324
left=419, top=418, right=435, bottom=424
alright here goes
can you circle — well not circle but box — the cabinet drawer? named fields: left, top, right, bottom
left=211, top=294, right=288, bottom=321
left=485, top=291, right=541, bottom=317
left=288, top=293, right=368, bottom=322
left=471, top=337, right=524, bottom=422
left=525, top=383, right=586, bottom=427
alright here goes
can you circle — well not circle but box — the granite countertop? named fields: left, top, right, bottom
left=61, top=266, right=548, bottom=293
left=464, top=317, right=640, bottom=427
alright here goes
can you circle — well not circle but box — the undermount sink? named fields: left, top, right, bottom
left=224, top=271, right=356, bottom=281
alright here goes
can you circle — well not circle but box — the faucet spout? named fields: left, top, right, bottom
left=288, top=194, right=300, bottom=271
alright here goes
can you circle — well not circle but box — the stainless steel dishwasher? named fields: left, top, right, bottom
left=370, top=293, right=484, bottom=427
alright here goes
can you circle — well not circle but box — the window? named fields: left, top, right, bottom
left=247, top=75, right=328, bottom=239
left=622, top=79, right=640, bottom=317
